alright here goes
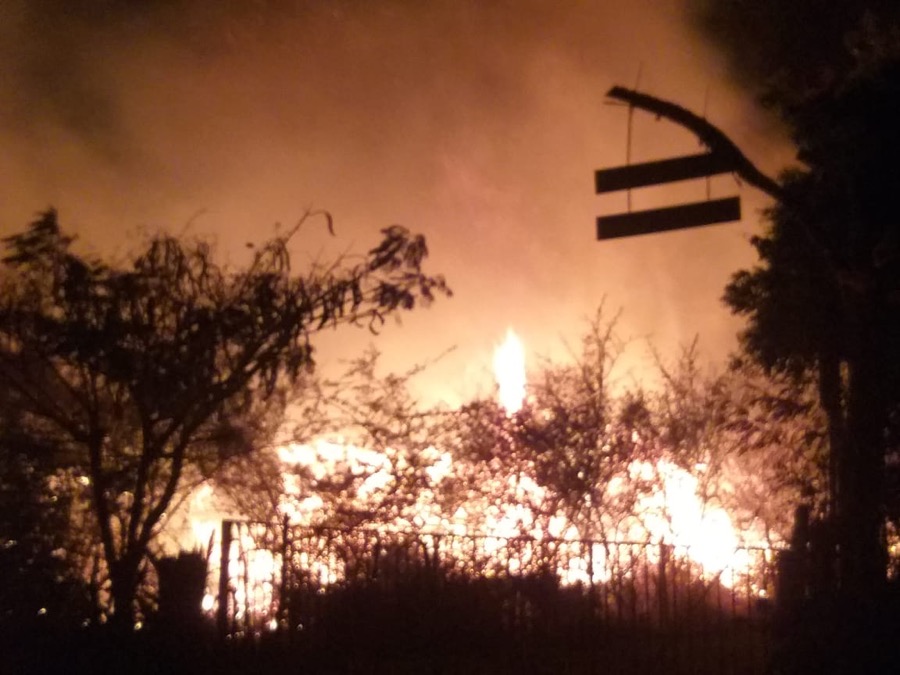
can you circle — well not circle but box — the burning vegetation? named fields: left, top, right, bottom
left=183, top=318, right=804, bottom=633
left=0, top=210, right=828, bottom=675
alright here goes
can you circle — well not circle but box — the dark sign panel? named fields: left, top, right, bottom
left=596, top=197, right=741, bottom=240
left=595, top=153, right=733, bottom=193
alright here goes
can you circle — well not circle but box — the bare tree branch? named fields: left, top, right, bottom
left=606, top=85, right=783, bottom=200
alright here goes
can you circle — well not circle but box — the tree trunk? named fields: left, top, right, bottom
left=817, top=347, right=844, bottom=521
left=109, top=554, right=141, bottom=628
left=838, top=299, right=888, bottom=602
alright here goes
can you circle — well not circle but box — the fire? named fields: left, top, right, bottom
left=614, top=459, right=751, bottom=578
left=492, top=330, right=769, bottom=564
left=493, top=328, right=526, bottom=414
left=184, top=328, right=776, bottom=622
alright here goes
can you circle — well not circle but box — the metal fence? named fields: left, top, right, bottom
left=215, top=519, right=777, bottom=674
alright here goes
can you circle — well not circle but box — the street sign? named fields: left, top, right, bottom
left=596, top=197, right=741, bottom=240
left=595, top=152, right=733, bottom=193
left=595, top=150, right=741, bottom=240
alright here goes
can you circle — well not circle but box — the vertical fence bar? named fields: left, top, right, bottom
left=278, top=514, right=290, bottom=630
left=211, top=524, right=779, bottom=673
left=731, top=562, right=739, bottom=673
left=715, top=570, right=724, bottom=674
left=217, top=519, right=234, bottom=638
left=658, top=543, right=669, bottom=669
left=754, top=551, right=764, bottom=671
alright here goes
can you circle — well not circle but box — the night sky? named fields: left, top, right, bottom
left=0, top=0, right=795, bottom=405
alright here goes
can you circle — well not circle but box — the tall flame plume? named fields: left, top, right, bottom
left=493, top=328, right=526, bottom=414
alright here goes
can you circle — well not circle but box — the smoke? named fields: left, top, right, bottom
left=0, top=0, right=793, bottom=404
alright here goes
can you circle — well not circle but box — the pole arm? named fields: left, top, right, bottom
left=606, top=86, right=783, bottom=200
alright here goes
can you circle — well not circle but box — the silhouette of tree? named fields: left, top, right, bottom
left=439, top=311, right=801, bottom=545
left=315, top=349, right=450, bottom=529
left=654, top=346, right=827, bottom=544
left=0, top=408, right=93, bottom=631
left=432, top=310, right=642, bottom=541
left=615, top=5, right=900, bottom=607
left=0, top=209, right=449, bottom=625
left=511, top=311, right=650, bottom=540
left=722, top=46, right=900, bottom=606
left=689, top=0, right=900, bottom=106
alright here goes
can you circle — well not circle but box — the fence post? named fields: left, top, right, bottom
left=279, top=514, right=290, bottom=629
left=217, top=519, right=234, bottom=638
left=658, top=543, right=670, bottom=626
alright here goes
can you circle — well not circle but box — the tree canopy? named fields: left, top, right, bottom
left=689, top=1, right=900, bottom=604
left=689, top=0, right=900, bottom=106
left=0, top=209, right=449, bottom=624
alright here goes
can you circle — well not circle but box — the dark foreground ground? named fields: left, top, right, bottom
left=9, top=616, right=900, bottom=675
left=3, top=619, right=773, bottom=675
left=7, top=580, right=900, bottom=674
left=7, top=626, right=900, bottom=675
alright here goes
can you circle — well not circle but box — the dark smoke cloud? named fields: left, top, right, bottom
left=0, top=0, right=793, bottom=404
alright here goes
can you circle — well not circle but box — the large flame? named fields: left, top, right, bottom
left=488, top=329, right=758, bottom=576
left=184, top=329, right=776, bottom=622
left=493, top=328, right=526, bottom=414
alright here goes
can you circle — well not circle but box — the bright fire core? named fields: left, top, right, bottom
left=494, top=328, right=527, bottom=414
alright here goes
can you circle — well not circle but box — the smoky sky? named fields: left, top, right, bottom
left=0, top=0, right=795, bottom=405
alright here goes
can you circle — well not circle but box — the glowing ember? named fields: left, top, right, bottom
left=493, top=328, right=526, bottom=414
